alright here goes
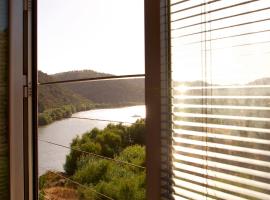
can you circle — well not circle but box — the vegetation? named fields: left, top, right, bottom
left=64, top=119, right=145, bottom=175
left=38, top=70, right=144, bottom=126
left=38, top=71, right=93, bottom=113
left=38, top=103, right=94, bottom=126
left=51, top=70, right=145, bottom=105
left=39, top=120, right=146, bottom=200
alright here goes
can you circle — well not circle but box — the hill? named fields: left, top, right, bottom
left=38, top=70, right=144, bottom=111
left=51, top=70, right=145, bottom=106
left=38, top=71, right=92, bottom=113
left=38, top=70, right=144, bottom=125
left=248, top=77, right=270, bottom=86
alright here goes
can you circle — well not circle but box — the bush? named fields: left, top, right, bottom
left=76, top=146, right=146, bottom=200
left=38, top=113, right=53, bottom=126
left=38, top=103, right=94, bottom=126
left=73, top=159, right=109, bottom=185
left=38, top=121, right=146, bottom=200
left=117, top=145, right=145, bottom=171
left=64, top=120, right=145, bottom=176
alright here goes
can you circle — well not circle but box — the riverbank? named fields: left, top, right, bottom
left=38, top=102, right=144, bottom=126
left=38, top=105, right=146, bottom=175
left=39, top=119, right=146, bottom=200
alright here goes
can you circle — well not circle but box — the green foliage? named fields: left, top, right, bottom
left=38, top=71, right=93, bottom=113
left=62, top=121, right=146, bottom=199
left=64, top=137, right=102, bottom=175
left=91, top=173, right=145, bottom=200
left=38, top=70, right=144, bottom=117
left=117, top=145, right=145, bottom=170
left=127, top=119, right=146, bottom=145
left=73, top=159, right=109, bottom=185
left=75, top=146, right=146, bottom=200
left=38, top=121, right=146, bottom=199
left=96, top=130, right=122, bottom=157
left=38, top=70, right=145, bottom=126
left=51, top=70, right=144, bottom=105
left=64, top=120, right=145, bottom=176
left=38, top=103, right=94, bottom=126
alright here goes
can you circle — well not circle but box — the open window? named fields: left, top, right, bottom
left=8, top=0, right=168, bottom=199
left=8, top=0, right=270, bottom=200
left=36, top=0, right=146, bottom=200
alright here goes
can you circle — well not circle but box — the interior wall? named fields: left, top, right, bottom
left=0, top=0, right=9, bottom=199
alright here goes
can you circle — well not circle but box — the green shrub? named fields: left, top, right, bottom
left=62, top=121, right=146, bottom=200
left=77, top=147, right=146, bottom=200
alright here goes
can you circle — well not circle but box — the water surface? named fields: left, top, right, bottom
left=38, top=105, right=145, bottom=175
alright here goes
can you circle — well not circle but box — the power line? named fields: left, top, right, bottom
left=38, top=74, right=145, bottom=86
left=70, top=117, right=134, bottom=124
left=39, top=139, right=146, bottom=170
left=39, top=168, right=113, bottom=200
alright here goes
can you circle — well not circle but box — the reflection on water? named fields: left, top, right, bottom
left=38, top=105, right=145, bottom=175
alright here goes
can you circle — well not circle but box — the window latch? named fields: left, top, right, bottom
left=23, top=83, right=32, bottom=98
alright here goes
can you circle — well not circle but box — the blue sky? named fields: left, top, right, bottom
left=38, top=0, right=145, bottom=75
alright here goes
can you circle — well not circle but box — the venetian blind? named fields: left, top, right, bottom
left=170, top=0, right=270, bottom=199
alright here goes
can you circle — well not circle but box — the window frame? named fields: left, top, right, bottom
left=9, top=0, right=27, bottom=199
left=145, top=0, right=162, bottom=199
left=8, top=0, right=166, bottom=199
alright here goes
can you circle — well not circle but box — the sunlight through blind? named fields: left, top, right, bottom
left=170, top=0, right=270, bottom=199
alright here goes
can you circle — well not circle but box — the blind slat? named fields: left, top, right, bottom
left=173, top=152, right=270, bottom=180
left=173, top=162, right=270, bottom=191
left=169, top=1, right=270, bottom=199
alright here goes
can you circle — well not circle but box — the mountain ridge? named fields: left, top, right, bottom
left=38, top=70, right=145, bottom=113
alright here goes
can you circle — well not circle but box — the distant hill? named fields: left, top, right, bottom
left=38, top=71, right=92, bottom=113
left=52, top=69, right=110, bottom=80
left=38, top=70, right=145, bottom=112
left=248, top=77, right=270, bottom=85
left=51, top=70, right=145, bottom=105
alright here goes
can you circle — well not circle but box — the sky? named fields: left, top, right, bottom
left=38, top=0, right=270, bottom=85
left=170, top=0, right=270, bottom=85
left=38, top=0, right=145, bottom=75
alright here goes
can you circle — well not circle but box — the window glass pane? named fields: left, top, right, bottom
left=0, top=0, right=9, bottom=199
left=171, top=1, right=270, bottom=199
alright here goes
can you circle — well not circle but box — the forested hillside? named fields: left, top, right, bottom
left=51, top=70, right=145, bottom=105
left=38, top=71, right=92, bottom=113
left=39, top=70, right=144, bottom=111
left=38, top=70, right=144, bottom=125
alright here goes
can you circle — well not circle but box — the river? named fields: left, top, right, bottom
left=38, top=105, right=145, bottom=175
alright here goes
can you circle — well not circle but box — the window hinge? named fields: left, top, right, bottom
left=24, top=0, right=32, bottom=11
left=23, top=83, right=32, bottom=98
